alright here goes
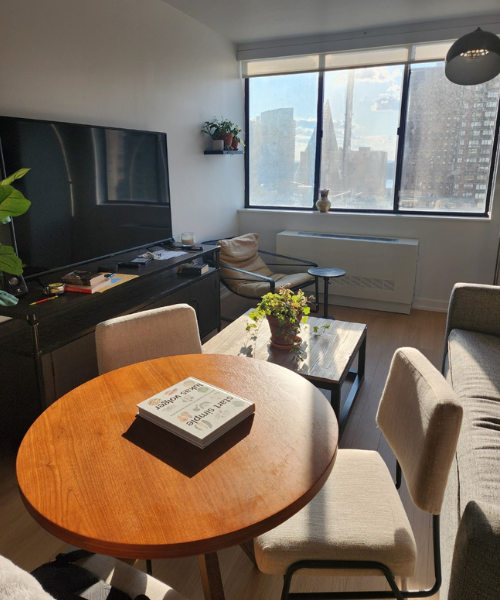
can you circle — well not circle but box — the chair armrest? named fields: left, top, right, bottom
left=258, top=249, right=318, bottom=268
left=220, top=263, right=276, bottom=292
left=448, top=500, right=500, bottom=600
left=445, top=283, right=500, bottom=340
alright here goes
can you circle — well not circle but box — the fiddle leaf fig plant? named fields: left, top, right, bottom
left=0, top=168, right=31, bottom=275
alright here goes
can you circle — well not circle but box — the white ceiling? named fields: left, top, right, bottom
left=163, top=0, right=500, bottom=45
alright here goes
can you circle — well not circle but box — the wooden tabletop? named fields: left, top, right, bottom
left=16, top=354, right=338, bottom=560
left=203, top=313, right=367, bottom=387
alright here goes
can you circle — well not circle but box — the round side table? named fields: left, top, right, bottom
left=308, top=267, right=346, bottom=320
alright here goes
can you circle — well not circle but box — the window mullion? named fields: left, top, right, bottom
left=313, top=72, right=325, bottom=209
left=393, top=64, right=411, bottom=212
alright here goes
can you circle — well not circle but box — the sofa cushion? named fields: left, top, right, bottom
left=448, top=330, right=500, bottom=509
left=442, top=329, right=500, bottom=599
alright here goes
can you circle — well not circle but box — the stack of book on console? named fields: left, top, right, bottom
left=61, top=270, right=111, bottom=294
left=177, top=262, right=209, bottom=276
left=136, top=377, right=255, bottom=448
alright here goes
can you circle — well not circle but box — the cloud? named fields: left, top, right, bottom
left=296, top=125, right=315, bottom=135
left=355, top=66, right=403, bottom=83
left=371, top=94, right=400, bottom=111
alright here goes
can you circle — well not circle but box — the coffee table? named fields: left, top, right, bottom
left=203, top=313, right=366, bottom=435
left=16, top=354, right=338, bottom=600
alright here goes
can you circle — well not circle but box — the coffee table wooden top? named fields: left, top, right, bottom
left=16, top=354, right=338, bottom=560
left=203, top=313, right=367, bottom=387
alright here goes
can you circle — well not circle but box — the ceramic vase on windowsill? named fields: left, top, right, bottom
left=316, top=188, right=331, bottom=212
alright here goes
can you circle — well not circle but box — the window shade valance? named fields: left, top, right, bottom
left=241, top=41, right=455, bottom=77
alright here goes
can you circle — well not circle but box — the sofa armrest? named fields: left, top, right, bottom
left=445, top=283, right=500, bottom=341
left=448, top=500, right=500, bottom=600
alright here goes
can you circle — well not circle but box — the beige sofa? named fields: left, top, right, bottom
left=441, top=283, right=500, bottom=600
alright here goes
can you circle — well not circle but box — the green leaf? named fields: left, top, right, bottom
left=0, top=168, right=30, bottom=186
left=0, top=191, right=31, bottom=220
left=0, top=244, right=23, bottom=275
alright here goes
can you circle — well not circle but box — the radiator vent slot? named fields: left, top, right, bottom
left=334, top=275, right=396, bottom=291
left=276, top=231, right=419, bottom=313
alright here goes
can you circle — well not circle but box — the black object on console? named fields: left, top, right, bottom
left=0, top=115, right=173, bottom=280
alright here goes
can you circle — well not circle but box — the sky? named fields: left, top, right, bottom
left=250, top=65, right=407, bottom=161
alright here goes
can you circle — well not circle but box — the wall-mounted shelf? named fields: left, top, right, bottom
left=204, top=150, right=244, bottom=155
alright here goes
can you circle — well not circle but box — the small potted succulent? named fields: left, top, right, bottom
left=246, top=287, right=312, bottom=350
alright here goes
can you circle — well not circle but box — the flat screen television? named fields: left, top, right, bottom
left=0, top=115, right=173, bottom=279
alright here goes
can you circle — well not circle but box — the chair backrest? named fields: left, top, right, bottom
left=217, top=233, right=273, bottom=292
left=376, top=347, right=462, bottom=515
left=95, top=303, right=202, bottom=374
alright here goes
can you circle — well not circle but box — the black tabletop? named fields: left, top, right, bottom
left=308, top=267, right=346, bottom=278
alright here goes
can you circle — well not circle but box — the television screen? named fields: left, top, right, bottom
left=0, top=115, right=172, bottom=279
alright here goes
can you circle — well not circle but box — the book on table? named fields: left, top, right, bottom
left=177, top=262, right=209, bottom=276
left=64, top=279, right=112, bottom=294
left=136, top=377, right=255, bottom=448
left=62, top=270, right=107, bottom=286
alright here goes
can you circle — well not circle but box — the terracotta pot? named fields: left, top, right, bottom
left=231, top=137, right=239, bottom=150
left=267, top=314, right=302, bottom=349
left=219, top=133, right=234, bottom=147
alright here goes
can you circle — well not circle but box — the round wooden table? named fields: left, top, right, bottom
left=17, top=354, right=338, bottom=600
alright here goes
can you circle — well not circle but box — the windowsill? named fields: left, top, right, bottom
left=237, top=207, right=492, bottom=222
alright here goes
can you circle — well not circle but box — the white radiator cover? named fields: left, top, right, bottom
left=276, top=231, right=419, bottom=314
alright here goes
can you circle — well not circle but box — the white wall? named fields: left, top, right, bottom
left=238, top=200, right=500, bottom=311
left=0, top=0, right=244, bottom=243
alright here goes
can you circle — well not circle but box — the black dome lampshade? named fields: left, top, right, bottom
left=445, top=28, right=500, bottom=85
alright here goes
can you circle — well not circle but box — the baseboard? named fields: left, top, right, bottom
left=327, top=293, right=411, bottom=314
left=411, top=297, right=449, bottom=312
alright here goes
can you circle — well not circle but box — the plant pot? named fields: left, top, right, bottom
left=219, top=133, right=234, bottom=147
left=212, top=139, right=224, bottom=151
left=231, top=138, right=239, bottom=150
left=267, top=314, right=302, bottom=350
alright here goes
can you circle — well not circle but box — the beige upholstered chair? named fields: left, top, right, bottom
left=216, top=233, right=317, bottom=301
left=95, top=303, right=202, bottom=374
left=253, top=347, right=463, bottom=600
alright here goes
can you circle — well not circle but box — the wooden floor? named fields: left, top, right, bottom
left=0, top=297, right=447, bottom=599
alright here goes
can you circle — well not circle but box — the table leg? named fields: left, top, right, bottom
left=198, top=553, right=225, bottom=600
left=330, top=384, right=341, bottom=422
left=323, top=277, right=330, bottom=319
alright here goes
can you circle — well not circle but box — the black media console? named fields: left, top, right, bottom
left=0, top=245, right=220, bottom=446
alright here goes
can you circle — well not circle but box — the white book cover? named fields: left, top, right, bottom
left=136, top=377, right=255, bottom=448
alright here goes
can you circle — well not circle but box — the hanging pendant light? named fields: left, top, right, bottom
left=445, top=28, right=500, bottom=85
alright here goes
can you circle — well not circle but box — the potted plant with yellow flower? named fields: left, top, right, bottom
left=246, top=287, right=312, bottom=350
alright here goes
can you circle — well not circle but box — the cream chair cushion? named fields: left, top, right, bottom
left=96, top=303, right=202, bottom=374
left=376, top=347, right=463, bottom=515
left=254, top=449, right=417, bottom=577
left=217, top=233, right=314, bottom=297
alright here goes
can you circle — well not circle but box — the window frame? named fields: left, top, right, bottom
left=244, top=59, right=500, bottom=218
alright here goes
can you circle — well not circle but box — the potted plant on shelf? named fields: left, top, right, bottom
left=230, top=125, right=244, bottom=150
left=202, top=117, right=241, bottom=151
left=246, top=287, right=312, bottom=351
left=0, top=168, right=31, bottom=305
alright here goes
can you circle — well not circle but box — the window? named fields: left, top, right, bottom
left=248, top=73, right=318, bottom=208
left=246, top=47, right=500, bottom=215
